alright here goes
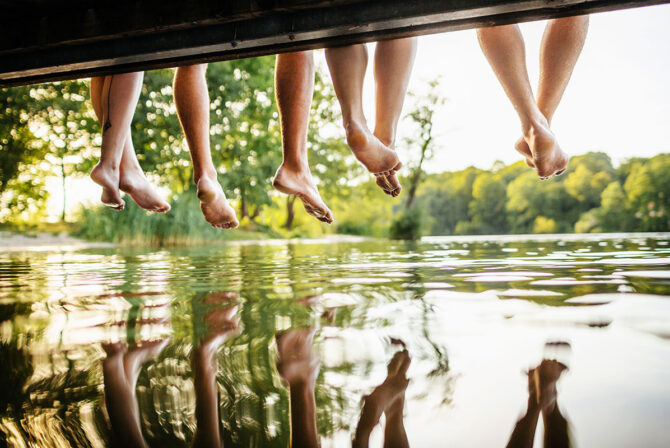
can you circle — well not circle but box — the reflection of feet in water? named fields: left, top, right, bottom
left=103, top=339, right=170, bottom=388
left=196, top=293, right=242, bottom=361
left=530, top=359, right=568, bottom=414
left=354, top=349, right=410, bottom=448
left=276, top=328, right=320, bottom=386
left=507, top=343, right=571, bottom=448
left=102, top=339, right=169, bottom=448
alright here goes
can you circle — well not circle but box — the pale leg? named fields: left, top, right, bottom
left=173, top=64, right=239, bottom=229
left=325, top=44, right=402, bottom=196
left=373, top=38, right=417, bottom=149
left=477, top=26, right=569, bottom=179
left=90, top=73, right=144, bottom=209
left=516, top=16, right=589, bottom=165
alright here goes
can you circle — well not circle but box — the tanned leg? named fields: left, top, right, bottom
left=272, top=51, right=334, bottom=223
left=516, top=16, right=589, bottom=167
left=325, top=44, right=403, bottom=196
left=477, top=25, right=568, bottom=179
left=173, top=64, right=239, bottom=229
left=90, top=73, right=144, bottom=209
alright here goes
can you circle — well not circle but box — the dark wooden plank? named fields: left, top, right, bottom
left=1, top=0, right=667, bottom=87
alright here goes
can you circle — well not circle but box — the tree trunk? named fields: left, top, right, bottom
left=284, top=195, right=297, bottom=230
left=60, top=159, right=67, bottom=222
left=240, top=191, right=249, bottom=219
left=250, top=205, right=261, bottom=221
left=406, top=139, right=430, bottom=209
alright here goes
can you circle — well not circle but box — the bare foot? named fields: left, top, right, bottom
left=196, top=176, right=239, bottom=229
left=345, top=121, right=402, bottom=197
left=119, top=166, right=170, bottom=213
left=515, top=136, right=535, bottom=168
left=91, top=163, right=125, bottom=210
left=276, top=328, right=320, bottom=386
left=524, top=123, right=569, bottom=180
left=273, top=164, right=334, bottom=224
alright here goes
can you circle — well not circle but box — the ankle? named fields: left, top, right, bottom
left=373, top=126, right=395, bottom=148
left=279, top=159, right=309, bottom=174
left=344, top=119, right=369, bottom=149
left=194, top=168, right=217, bottom=184
left=523, top=116, right=550, bottom=139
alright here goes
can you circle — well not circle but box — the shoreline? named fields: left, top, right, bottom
left=0, top=231, right=373, bottom=251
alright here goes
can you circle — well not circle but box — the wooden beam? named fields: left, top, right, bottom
left=1, top=0, right=667, bottom=87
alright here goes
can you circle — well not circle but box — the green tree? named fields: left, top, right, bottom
left=30, top=81, right=98, bottom=221
left=402, top=79, right=446, bottom=209
left=469, top=172, right=507, bottom=234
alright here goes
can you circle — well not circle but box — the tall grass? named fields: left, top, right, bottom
left=74, top=190, right=271, bottom=246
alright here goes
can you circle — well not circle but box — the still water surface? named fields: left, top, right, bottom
left=1, top=234, right=670, bottom=447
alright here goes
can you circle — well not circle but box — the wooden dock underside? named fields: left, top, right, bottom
left=0, top=0, right=668, bottom=87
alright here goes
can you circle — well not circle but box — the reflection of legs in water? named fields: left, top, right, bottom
left=102, top=339, right=169, bottom=448
left=191, top=295, right=241, bottom=448
left=506, top=359, right=570, bottom=448
left=173, top=65, right=239, bottom=229
left=90, top=76, right=171, bottom=213
left=272, top=51, right=334, bottom=224
left=353, top=349, right=411, bottom=448
left=477, top=17, right=588, bottom=179
left=276, top=328, right=321, bottom=448
left=325, top=38, right=416, bottom=197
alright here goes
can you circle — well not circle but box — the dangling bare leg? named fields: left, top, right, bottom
left=477, top=26, right=569, bottom=179
left=373, top=38, right=417, bottom=198
left=173, top=64, right=239, bottom=229
left=515, top=16, right=590, bottom=168
left=325, top=44, right=403, bottom=196
left=90, top=73, right=143, bottom=209
left=90, top=77, right=170, bottom=213
left=276, top=328, right=321, bottom=448
left=272, top=51, right=334, bottom=224
left=191, top=297, right=241, bottom=448
left=353, top=349, right=411, bottom=448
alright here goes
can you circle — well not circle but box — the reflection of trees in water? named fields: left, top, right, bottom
left=0, top=237, right=664, bottom=445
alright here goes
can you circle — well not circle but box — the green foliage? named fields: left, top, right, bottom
left=389, top=206, right=424, bottom=240
left=0, top=58, right=667, bottom=240
left=533, top=216, right=558, bottom=234
left=410, top=152, right=670, bottom=237
left=74, top=190, right=268, bottom=246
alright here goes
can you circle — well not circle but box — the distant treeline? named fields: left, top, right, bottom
left=378, top=151, right=669, bottom=238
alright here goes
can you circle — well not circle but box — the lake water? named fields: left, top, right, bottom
left=1, top=234, right=670, bottom=447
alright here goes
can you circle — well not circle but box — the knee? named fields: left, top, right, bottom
left=175, top=63, right=207, bottom=79
left=278, top=51, right=314, bottom=70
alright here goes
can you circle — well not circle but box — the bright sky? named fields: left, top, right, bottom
left=48, top=4, right=670, bottom=220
